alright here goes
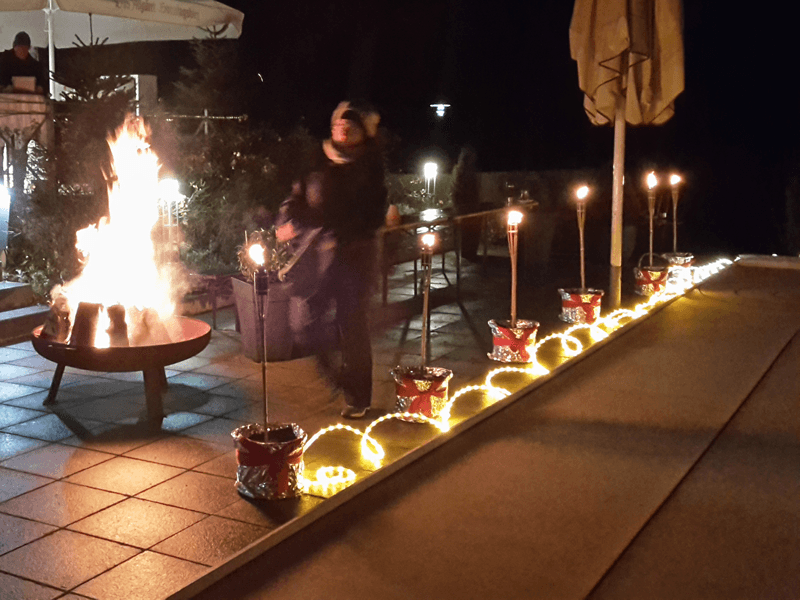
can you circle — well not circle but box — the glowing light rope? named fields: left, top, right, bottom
left=297, top=258, right=732, bottom=498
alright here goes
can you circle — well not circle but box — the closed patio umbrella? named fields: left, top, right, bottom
left=0, top=0, right=244, bottom=96
left=569, top=0, right=683, bottom=306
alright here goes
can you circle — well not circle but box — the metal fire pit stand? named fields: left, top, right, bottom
left=31, top=317, right=212, bottom=425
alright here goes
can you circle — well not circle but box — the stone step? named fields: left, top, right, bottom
left=0, top=281, right=37, bottom=312
left=0, top=304, right=50, bottom=346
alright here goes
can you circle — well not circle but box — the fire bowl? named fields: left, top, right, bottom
left=32, top=316, right=211, bottom=372
left=32, top=316, right=211, bottom=423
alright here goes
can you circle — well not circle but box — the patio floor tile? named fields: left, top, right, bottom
left=64, top=456, right=184, bottom=496
left=0, top=481, right=126, bottom=527
left=0, top=529, right=139, bottom=591
left=59, top=422, right=168, bottom=455
left=193, top=451, right=238, bottom=479
left=68, top=497, right=206, bottom=549
left=0, top=513, right=57, bottom=556
left=0, top=381, right=45, bottom=402
left=1, top=413, right=104, bottom=442
left=0, top=467, right=51, bottom=502
left=0, top=443, right=114, bottom=478
left=123, top=435, right=230, bottom=469
left=73, top=550, right=207, bottom=600
left=0, top=404, right=45, bottom=428
left=137, top=470, right=240, bottom=513
left=0, top=572, right=61, bottom=600
left=0, top=432, right=48, bottom=460
left=181, top=417, right=249, bottom=446
left=151, top=515, right=268, bottom=566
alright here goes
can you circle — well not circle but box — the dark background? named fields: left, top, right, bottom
left=56, top=1, right=800, bottom=255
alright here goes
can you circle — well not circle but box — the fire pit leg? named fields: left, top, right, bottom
left=43, top=363, right=66, bottom=405
left=143, top=367, right=167, bottom=424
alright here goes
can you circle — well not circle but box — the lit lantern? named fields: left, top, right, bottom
left=423, top=162, right=438, bottom=195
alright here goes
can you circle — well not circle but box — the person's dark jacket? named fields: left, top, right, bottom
left=279, top=141, right=387, bottom=245
left=0, top=49, right=45, bottom=90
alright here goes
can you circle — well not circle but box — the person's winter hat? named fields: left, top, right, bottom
left=331, top=101, right=380, bottom=138
left=13, top=32, right=31, bottom=48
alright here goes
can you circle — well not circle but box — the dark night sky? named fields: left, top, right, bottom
left=61, top=1, right=800, bottom=254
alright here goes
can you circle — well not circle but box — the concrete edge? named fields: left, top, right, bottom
left=735, top=254, right=800, bottom=269
left=168, top=271, right=722, bottom=600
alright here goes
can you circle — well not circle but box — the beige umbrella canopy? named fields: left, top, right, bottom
left=0, top=0, right=244, bottom=96
left=569, top=0, right=684, bottom=305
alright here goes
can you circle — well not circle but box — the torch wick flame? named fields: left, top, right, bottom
left=249, top=244, right=266, bottom=266
left=507, top=210, right=523, bottom=226
left=421, top=233, right=436, bottom=248
left=576, top=185, right=589, bottom=202
left=647, top=172, right=658, bottom=190
left=670, top=174, right=682, bottom=186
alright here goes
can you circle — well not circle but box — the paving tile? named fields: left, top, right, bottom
left=61, top=378, right=139, bottom=399
left=65, top=456, right=184, bottom=496
left=166, top=372, right=231, bottom=392
left=175, top=393, right=251, bottom=417
left=193, top=357, right=259, bottom=379
left=138, top=470, right=240, bottom=513
left=73, top=550, right=207, bottom=600
left=0, top=529, right=139, bottom=591
left=0, top=381, right=44, bottom=403
left=99, top=369, right=179, bottom=383
left=0, top=404, right=44, bottom=428
left=59, top=422, right=168, bottom=455
left=1, top=413, right=104, bottom=442
left=123, top=436, right=230, bottom=469
left=216, top=494, right=322, bottom=528
left=0, top=513, right=57, bottom=556
left=0, top=364, right=45, bottom=380
left=0, top=572, right=61, bottom=600
left=0, top=480, right=125, bottom=527
left=160, top=411, right=214, bottom=432
left=207, top=379, right=261, bottom=401
left=7, top=370, right=88, bottom=390
left=0, top=467, right=51, bottom=502
left=60, top=394, right=146, bottom=423
left=1, top=388, right=85, bottom=410
left=181, top=417, right=249, bottom=446
left=0, top=346, right=36, bottom=362
left=193, top=450, right=238, bottom=479
left=0, top=432, right=49, bottom=460
left=4, top=354, right=57, bottom=370
left=0, top=443, right=113, bottom=478
left=168, top=355, right=214, bottom=371
left=151, top=515, right=268, bottom=566
left=68, top=497, right=206, bottom=549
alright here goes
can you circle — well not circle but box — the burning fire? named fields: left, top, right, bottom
left=48, top=115, right=181, bottom=348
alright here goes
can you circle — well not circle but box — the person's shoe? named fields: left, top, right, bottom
left=340, top=405, right=369, bottom=419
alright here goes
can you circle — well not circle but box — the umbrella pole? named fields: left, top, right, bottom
left=609, top=83, right=627, bottom=309
left=46, top=0, right=56, bottom=98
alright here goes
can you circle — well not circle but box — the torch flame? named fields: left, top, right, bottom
left=421, top=233, right=437, bottom=248
left=576, top=185, right=590, bottom=201
left=647, top=171, right=658, bottom=190
left=248, top=243, right=266, bottom=266
left=53, top=115, right=179, bottom=347
left=670, top=174, right=682, bottom=186
left=507, top=210, right=523, bottom=226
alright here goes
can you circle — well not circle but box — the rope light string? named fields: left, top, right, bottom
left=298, top=259, right=733, bottom=497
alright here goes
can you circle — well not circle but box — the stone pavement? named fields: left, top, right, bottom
left=0, top=251, right=745, bottom=599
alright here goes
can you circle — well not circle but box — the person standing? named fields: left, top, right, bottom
left=276, top=101, right=387, bottom=418
left=0, top=32, right=46, bottom=94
